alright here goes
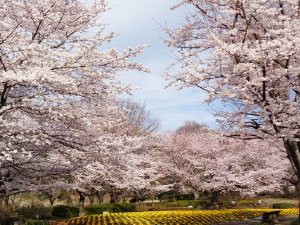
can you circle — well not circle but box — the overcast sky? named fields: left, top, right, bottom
left=103, top=0, right=216, bottom=131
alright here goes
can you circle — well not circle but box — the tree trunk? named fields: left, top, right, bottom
left=297, top=189, right=300, bottom=223
left=76, top=190, right=85, bottom=210
left=194, top=191, right=200, bottom=200
left=284, top=139, right=300, bottom=223
left=282, top=179, right=289, bottom=197
left=49, top=197, right=55, bottom=206
left=122, top=195, right=127, bottom=203
left=88, top=195, right=94, bottom=206
left=4, top=196, right=9, bottom=207
left=110, top=190, right=122, bottom=203
left=109, top=192, right=115, bottom=203
left=79, top=194, right=85, bottom=210
left=31, top=192, right=35, bottom=206
left=96, top=191, right=104, bottom=204
left=210, top=191, right=220, bottom=209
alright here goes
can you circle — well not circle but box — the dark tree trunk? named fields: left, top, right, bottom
left=151, top=193, right=154, bottom=206
left=109, top=192, right=116, bottom=203
left=109, top=190, right=122, bottom=203
left=283, top=139, right=300, bottom=223
left=49, top=197, right=55, bottom=206
left=79, top=193, right=85, bottom=209
left=210, top=191, right=220, bottom=209
left=96, top=191, right=105, bottom=204
left=76, top=190, right=86, bottom=210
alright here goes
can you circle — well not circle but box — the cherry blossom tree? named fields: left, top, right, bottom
left=72, top=134, right=164, bottom=207
left=72, top=99, right=163, bottom=207
left=0, top=0, right=148, bottom=197
left=164, top=0, right=300, bottom=213
left=156, top=127, right=290, bottom=207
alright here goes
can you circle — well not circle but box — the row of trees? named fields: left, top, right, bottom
left=164, top=0, right=300, bottom=201
left=6, top=120, right=290, bottom=209
left=155, top=122, right=290, bottom=207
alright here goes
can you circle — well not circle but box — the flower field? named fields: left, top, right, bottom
left=66, top=208, right=299, bottom=225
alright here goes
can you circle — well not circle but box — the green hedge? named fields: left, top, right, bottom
left=15, top=205, right=52, bottom=219
left=156, top=191, right=194, bottom=201
left=25, top=220, right=50, bottom=225
left=164, top=200, right=207, bottom=208
left=272, top=203, right=294, bottom=209
left=85, top=203, right=136, bottom=215
left=51, top=205, right=79, bottom=219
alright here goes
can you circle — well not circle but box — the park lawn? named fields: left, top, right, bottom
left=66, top=208, right=299, bottom=225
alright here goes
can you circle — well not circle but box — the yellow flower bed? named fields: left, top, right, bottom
left=66, top=208, right=299, bottom=225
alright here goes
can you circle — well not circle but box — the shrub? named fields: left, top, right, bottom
left=5, top=215, right=22, bottom=225
left=117, top=203, right=136, bottom=212
left=85, top=204, right=109, bottom=215
left=272, top=203, right=294, bottom=209
left=51, top=205, right=79, bottom=219
left=25, top=220, right=50, bottom=225
left=68, top=206, right=80, bottom=217
left=0, top=206, right=11, bottom=225
left=16, top=205, right=52, bottom=219
left=164, top=200, right=207, bottom=208
left=84, top=203, right=136, bottom=215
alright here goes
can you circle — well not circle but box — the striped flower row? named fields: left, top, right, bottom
left=66, top=208, right=299, bottom=225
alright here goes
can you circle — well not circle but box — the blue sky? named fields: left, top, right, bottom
left=103, top=0, right=216, bottom=131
